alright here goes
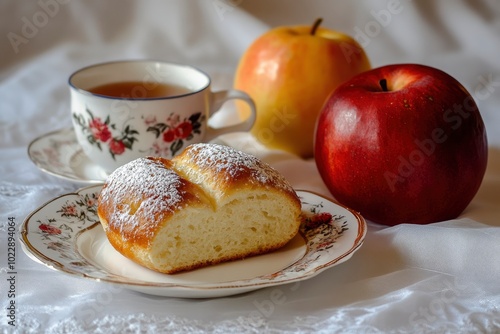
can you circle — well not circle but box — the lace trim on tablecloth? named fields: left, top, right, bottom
left=5, top=310, right=499, bottom=334
left=0, top=182, right=76, bottom=219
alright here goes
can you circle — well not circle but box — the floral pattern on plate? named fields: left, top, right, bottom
left=21, top=186, right=366, bottom=298
left=27, top=128, right=108, bottom=183
left=23, top=187, right=99, bottom=272
left=28, top=129, right=81, bottom=177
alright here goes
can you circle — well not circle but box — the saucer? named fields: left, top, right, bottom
left=28, top=128, right=108, bottom=184
left=21, top=185, right=367, bottom=298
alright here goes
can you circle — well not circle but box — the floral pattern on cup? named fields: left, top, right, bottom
left=145, top=111, right=205, bottom=157
left=72, top=108, right=139, bottom=160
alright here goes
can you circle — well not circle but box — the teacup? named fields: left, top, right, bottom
left=69, top=60, right=256, bottom=173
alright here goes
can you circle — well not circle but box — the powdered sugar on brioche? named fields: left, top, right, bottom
left=179, top=143, right=294, bottom=191
left=98, top=143, right=297, bottom=244
left=99, top=157, right=188, bottom=239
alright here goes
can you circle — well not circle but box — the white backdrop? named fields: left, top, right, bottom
left=1, top=0, right=500, bottom=333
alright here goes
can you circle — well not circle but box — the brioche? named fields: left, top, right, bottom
left=97, top=143, right=301, bottom=274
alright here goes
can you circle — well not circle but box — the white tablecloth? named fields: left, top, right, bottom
left=1, top=1, right=500, bottom=333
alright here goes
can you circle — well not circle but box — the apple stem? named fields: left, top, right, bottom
left=310, top=18, right=323, bottom=35
left=380, top=79, right=389, bottom=92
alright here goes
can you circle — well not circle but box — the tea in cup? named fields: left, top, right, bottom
left=69, top=60, right=256, bottom=173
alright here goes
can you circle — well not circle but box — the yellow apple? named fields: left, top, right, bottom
left=234, top=18, right=371, bottom=158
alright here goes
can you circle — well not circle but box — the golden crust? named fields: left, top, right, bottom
left=171, top=142, right=300, bottom=205
left=97, top=143, right=301, bottom=274
left=98, top=157, right=208, bottom=247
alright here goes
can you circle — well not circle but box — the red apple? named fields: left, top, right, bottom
left=314, top=63, right=488, bottom=225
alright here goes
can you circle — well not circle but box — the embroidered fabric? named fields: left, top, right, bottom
left=2, top=1, right=500, bottom=333
left=10, top=307, right=500, bottom=333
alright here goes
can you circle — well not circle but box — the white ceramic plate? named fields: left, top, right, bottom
left=20, top=186, right=367, bottom=298
left=27, top=128, right=108, bottom=184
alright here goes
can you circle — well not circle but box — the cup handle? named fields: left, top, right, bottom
left=205, top=89, right=256, bottom=141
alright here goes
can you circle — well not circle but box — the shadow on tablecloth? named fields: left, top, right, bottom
left=459, top=147, right=500, bottom=226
